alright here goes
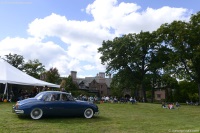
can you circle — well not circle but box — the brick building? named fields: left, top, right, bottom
left=70, top=71, right=112, bottom=97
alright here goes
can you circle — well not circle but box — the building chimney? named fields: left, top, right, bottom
left=71, top=71, right=77, bottom=80
left=99, top=72, right=105, bottom=78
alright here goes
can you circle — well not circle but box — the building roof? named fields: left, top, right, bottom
left=75, top=76, right=112, bottom=87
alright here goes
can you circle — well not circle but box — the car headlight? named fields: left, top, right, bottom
left=15, top=102, right=19, bottom=109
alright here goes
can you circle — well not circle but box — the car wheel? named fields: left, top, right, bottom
left=84, top=108, right=94, bottom=118
left=30, top=108, right=43, bottom=120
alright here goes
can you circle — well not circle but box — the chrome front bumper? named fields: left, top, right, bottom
left=12, top=105, right=24, bottom=114
left=15, top=109, right=24, bottom=114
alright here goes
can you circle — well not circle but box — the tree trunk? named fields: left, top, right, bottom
left=198, top=83, right=200, bottom=104
left=141, top=82, right=146, bottom=102
left=151, top=79, right=155, bottom=103
left=151, top=87, right=154, bottom=103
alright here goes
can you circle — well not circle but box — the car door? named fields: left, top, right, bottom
left=60, top=94, right=82, bottom=116
left=43, top=93, right=64, bottom=116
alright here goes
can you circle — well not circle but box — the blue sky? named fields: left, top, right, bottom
left=0, top=0, right=199, bottom=78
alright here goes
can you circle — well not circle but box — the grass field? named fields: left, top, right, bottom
left=0, top=102, right=200, bottom=133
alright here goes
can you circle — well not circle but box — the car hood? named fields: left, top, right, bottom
left=18, top=98, right=39, bottom=105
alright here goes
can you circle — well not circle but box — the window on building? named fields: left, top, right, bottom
left=157, top=94, right=161, bottom=98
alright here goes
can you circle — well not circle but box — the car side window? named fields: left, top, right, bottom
left=54, top=94, right=61, bottom=101
left=43, top=93, right=74, bottom=101
left=44, top=94, right=59, bottom=102
left=61, top=94, right=68, bottom=101
left=44, top=94, right=52, bottom=101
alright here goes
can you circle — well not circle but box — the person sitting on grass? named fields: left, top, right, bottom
left=176, top=102, right=180, bottom=107
left=161, top=102, right=167, bottom=108
left=113, top=96, right=118, bottom=103
left=168, top=103, right=175, bottom=109
left=120, top=97, right=126, bottom=103
left=130, top=97, right=137, bottom=104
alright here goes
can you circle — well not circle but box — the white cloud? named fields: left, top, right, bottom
left=0, top=0, right=193, bottom=78
left=0, top=37, right=73, bottom=73
left=83, top=65, right=95, bottom=70
left=86, top=0, right=191, bottom=35
left=28, top=13, right=114, bottom=44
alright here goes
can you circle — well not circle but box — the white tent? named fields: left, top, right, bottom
left=0, top=58, right=60, bottom=88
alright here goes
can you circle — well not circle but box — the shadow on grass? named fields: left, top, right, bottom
left=17, top=114, right=111, bottom=124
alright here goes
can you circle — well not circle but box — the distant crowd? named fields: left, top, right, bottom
left=17, top=86, right=53, bottom=101
left=76, top=94, right=137, bottom=104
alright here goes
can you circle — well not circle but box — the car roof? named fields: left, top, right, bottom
left=39, top=91, right=71, bottom=95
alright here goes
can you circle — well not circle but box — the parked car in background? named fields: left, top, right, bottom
left=12, top=91, right=99, bottom=120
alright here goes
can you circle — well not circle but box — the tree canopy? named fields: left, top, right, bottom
left=98, top=11, right=200, bottom=102
left=157, top=12, right=200, bottom=102
left=98, top=31, right=165, bottom=102
left=45, top=67, right=60, bottom=84
left=2, top=53, right=25, bottom=70
left=23, top=59, right=46, bottom=79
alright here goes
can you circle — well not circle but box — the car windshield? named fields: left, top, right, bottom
left=34, top=93, right=45, bottom=100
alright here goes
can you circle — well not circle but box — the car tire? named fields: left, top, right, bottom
left=30, top=108, right=43, bottom=120
left=84, top=108, right=94, bottom=118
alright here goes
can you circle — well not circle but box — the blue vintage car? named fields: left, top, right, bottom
left=12, top=91, right=99, bottom=120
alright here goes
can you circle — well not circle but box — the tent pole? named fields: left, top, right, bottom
left=3, top=83, right=7, bottom=100
left=7, top=84, right=9, bottom=100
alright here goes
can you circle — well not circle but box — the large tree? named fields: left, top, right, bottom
left=3, top=53, right=25, bottom=70
left=157, top=12, right=200, bottom=102
left=110, top=69, right=139, bottom=98
left=23, top=59, right=45, bottom=79
left=45, top=67, right=60, bottom=84
left=98, top=31, right=164, bottom=102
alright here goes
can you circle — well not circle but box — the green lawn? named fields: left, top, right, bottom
left=0, top=102, right=200, bottom=133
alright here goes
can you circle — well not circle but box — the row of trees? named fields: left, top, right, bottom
left=1, top=53, right=60, bottom=84
left=98, top=12, right=200, bottom=103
